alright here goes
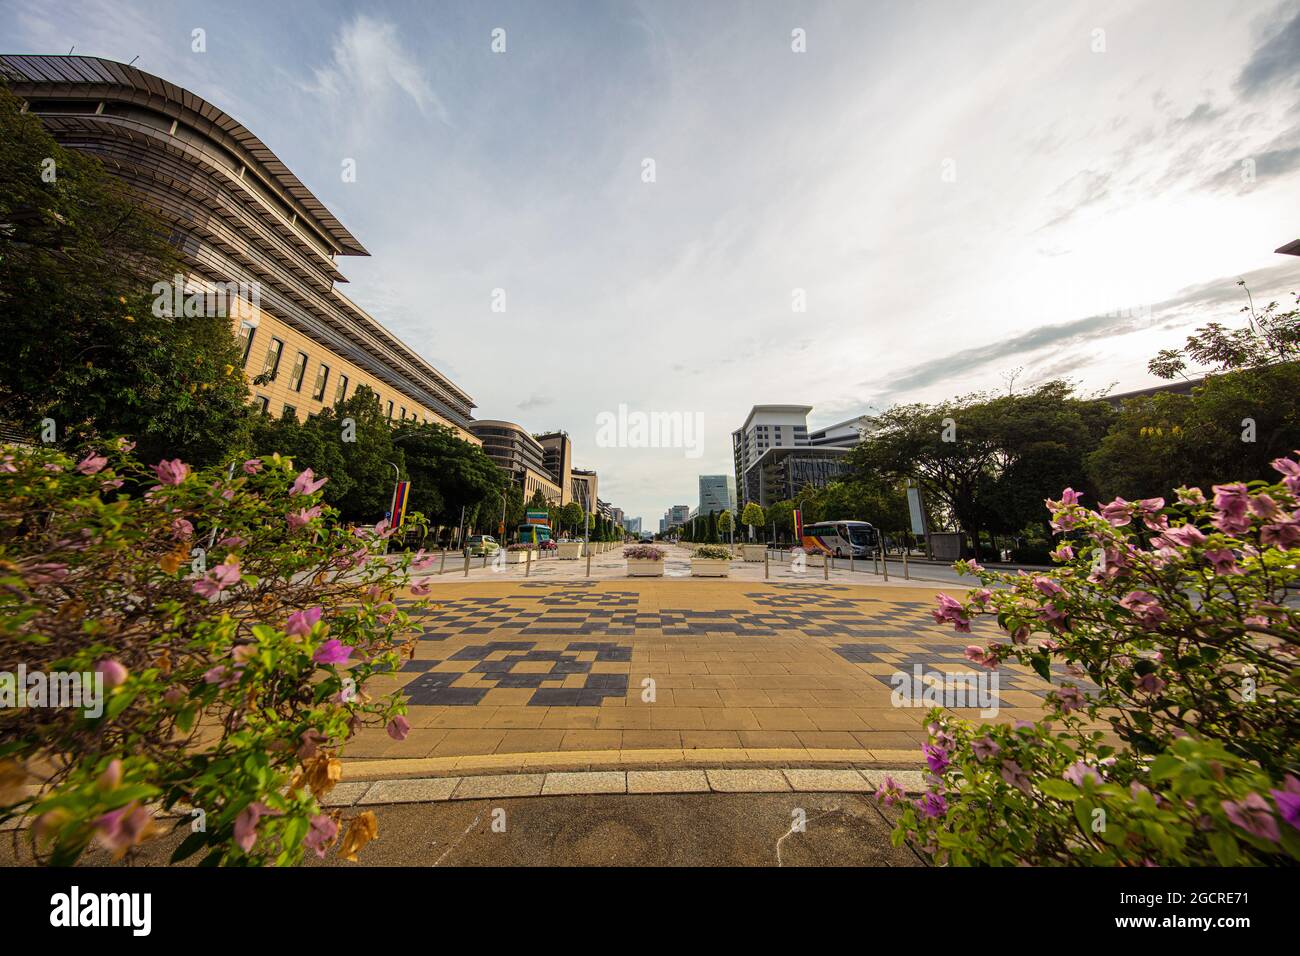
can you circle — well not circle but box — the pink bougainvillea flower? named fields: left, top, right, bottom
left=932, top=593, right=971, bottom=632
left=1175, top=485, right=1206, bottom=506
left=1050, top=544, right=1074, bottom=562
left=96, top=659, right=128, bottom=688
left=1270, top=775, right=1300, bottom=832
left=97, top=759, right=123, bottom=790
left=1261, top=515, right=1300, bottom=550
left=233, top=801, right=280, bottom=853
left=170, top=518, right=194, bottom=540
left=874, top=774, right=904, bottom=808
left=964, top=644, right=998, bottom=670
left=971, top=736, right=1000, bottom=761
left=1063, top=761, right=1102, bottom=787
left=242, top=458, right=263, bottom=475
left=192, top=555, right=241, bottom=599
left=152, top=458, right=190, bottom=486
left=1222, top=793, right=1280, bottom=843
left=24, top=562, right=69, bottom=585
left=1000, top=760, right=1033, bottom=795
left=77, top=452, right=108, bottom=475
left=1055, top=685, right=1087, bottom=714
left=1119, top=590, right=1168, bottom=628
left=1270, top=455, right=1300, bottom=495
left=386, top=716, right=411, bottom=742
left=286, top=505, right=323, bottom=530
left=1156, top=524, right=1205, bottom=549
left=94, top=802, right=152, bottom=855
left=297, top=729, right=328, bottom=760
left=1032, top=575, right=1064, bottom=597
left=218, top=535, right=246, bottom=549
left=1211, top=483, right=1252, bottom=534
left=1204, top=548, right=1240, bottom=575
left=100, top=478, right=124, bottom=492
left=312, top=639, right=352, bottom=665
left=410, top=582, right=432, bottom=596
left=304, top=814, right=339, bottom=859
left=289, top=467, right=328, bottom=496
left=1100, top=497, right=1132, bottom=526
left=923, top=743, right=950, bottom=774
left=915, top=792, right=948, bottom=819
left=1135, top=672, right=1166, bottom=695
left=285, top=607, right=323, bottom=637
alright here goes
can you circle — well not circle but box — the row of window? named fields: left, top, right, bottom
left=239, top=320, right=423, bottom=422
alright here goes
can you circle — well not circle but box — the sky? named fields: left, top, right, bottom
left=3, top=0, right=1298, bottom=526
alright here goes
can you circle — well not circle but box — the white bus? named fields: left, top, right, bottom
left=801, top=520, right=880, bottom=558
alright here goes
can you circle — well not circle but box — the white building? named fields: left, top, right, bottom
left=731, top=404, right=854, bottom=508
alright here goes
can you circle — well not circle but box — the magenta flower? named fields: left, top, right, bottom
left=1100, top=497, right=1132, bottom=526
left=964, top=644, right=998, bottom=669
left=289, top=467, right=328, bottom=496
left=286, top=607, right=323, bottom=637
left=192, top=555, right=241, bottom=599
left=77, top=452, right=108, bottom=475
left=1000, top=760, right=1034, bottom=795
left=1055, top=685, right=1087, bottom=714
left=97, top=759, right=123, bottom=790
left=96, top=658, right=128, bottom=688
left=1156, top=524, right=1206, bottom=548
left=923, top=743, right=950, bottom=774
left=24, top=562, right=69, bottom=585
left=1050, top=544, right=1074, bottom=562
left=1261, top=516, right=1300, bottom=550
left=932, top=593, right=971, bottom=632
left=386, top=715, right=412, bottom=741
left=915, top=792, right=948, bottom=819
left=1270, top=455, right=1300, bottom=495
left=233, top=801, right=280, bottom=853
left=304, top=814, right=339, bottom=859
left=1175, top=485, right=1207, bottom=505
left=94, top=802, right=152, bottom=855
left=1135, top=672, right=1166, bottom=695
left=1222, top=793, right=1280, bottom=843
left=410, top=582, right=432, bottom=596
left=152, top=458, right=190, bottom=486
left=971, top=736, right=1000, bottom=761
left=312, top=639, right=352, bottom=665
left=170, top=517, right=194, bottom=540
left=1032, top=575, right=1064, bottom=597
left=242, top=458, right=263, bottom=475
left=1119, top=590, right=1168, bottom=628
left=1211, top=483, right=1252, bottom=534
left=1062, top=761, right=1102, bottom=787
left=286, top=505, right=323, bottom=530
left=1269, top=775, right=1300, bottom=832
left=875, top=774, right=904, bottom=808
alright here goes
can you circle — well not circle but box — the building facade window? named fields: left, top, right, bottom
left=281, top=404, right=297, bottom=420
left=238, top=320, right=256, bottom=366
left=312, top=364, right=330, bottom=401
left=399, top=406, right=406, bottom=420
left=385, top=400, right=394, bottom=419
left=254, top=395, right=269, bottom=414
left=334, top=374, right=349, bottom=405
left=289, top=351, right=308, bottom=392
left=262, top=338, right=284, bottom=381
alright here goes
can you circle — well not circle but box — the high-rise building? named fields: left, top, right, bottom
left=658, top=517, right=668, bottom=534
left=469, top=421, right=562, bottom=503
left=570, top=469, right=598, bottom=514
left=698, top=474, right=737, bottom=516
left=1, top=55, right=477, bottom=436
left=535, top=432, right=573, bottom=505
left=667, top=504, right=690, bottom=527
left=623, top=517, right=642, bottom=534
left=732, top=405, right=853, bottom=508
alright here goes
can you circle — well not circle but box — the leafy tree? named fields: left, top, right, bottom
left=768, top=499, right=796, bottom=540
left=393, top=418, right=502, bottom=533
left=0, top=87, right=251, bottom=465
left=560, top=502, right=585, bottom=536
left=1149, top=286, right=1299, bottom=379
left=717, top=508, right=734, bottom=542
left=741, top=502, right=765, bottom=538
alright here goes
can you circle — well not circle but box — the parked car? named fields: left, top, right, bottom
left=464, top=534, right=500, bottom=556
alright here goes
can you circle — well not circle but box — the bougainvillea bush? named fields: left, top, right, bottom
left=0, top=442, right=430, bottom=865
left=880, top=453, right=1300, bottom=865
left=623, top=545, right=666, bottom=561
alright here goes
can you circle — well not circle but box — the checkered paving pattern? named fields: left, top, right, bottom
left=346, top=581, right=1101, bottom=765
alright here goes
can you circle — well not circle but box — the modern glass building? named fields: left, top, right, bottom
left=1, top=54, right=477, bottom=435
left=698, top=474, right=736, bottom=516
left=469, top=421, right=562, bottom=503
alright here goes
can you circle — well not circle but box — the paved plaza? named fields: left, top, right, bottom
left=341, top=572, right=1101, bottom=781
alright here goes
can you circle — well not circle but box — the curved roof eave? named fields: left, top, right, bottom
left=0, top=53, right=369, bottom=257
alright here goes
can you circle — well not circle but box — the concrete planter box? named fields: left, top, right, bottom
left=805, top=552, right=825, bottom=567
left=627, top=558, right=665, bottom=577
left=506, top=550, right=532, bottom=565
left=557, top=541, right=585, bottom=560
left=741, top=544, right=766, bottom=563
left=691, top=557, right=731, bottom=577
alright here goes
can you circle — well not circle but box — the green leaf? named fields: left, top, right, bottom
left=1039, top=779, right=1081, bottom=800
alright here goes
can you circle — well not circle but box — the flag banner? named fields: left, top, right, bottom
left=793, top=508, right=803, bottom=541
left=390, top=480, right=410, bottom=528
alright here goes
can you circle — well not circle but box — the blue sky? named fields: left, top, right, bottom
left=3, top=0, right=1298, bottom=525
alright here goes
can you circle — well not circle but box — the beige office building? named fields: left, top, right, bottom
left=2, top=55, right=478, bottom=438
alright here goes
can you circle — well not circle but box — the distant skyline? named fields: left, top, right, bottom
left=4, top=0, right=1298, bottom=523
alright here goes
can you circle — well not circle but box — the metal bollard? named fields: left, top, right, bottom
left=903, top=549, right=909, bottom=580
left=525, top=548, right=532, bottom=577
left=764, top=549, right=769, bottom=580
left=463, top=552, right=470, bottom=577
left=873, top=550, right=879, bottom=575
left=586, top=553, right=592, bottom=578
left=440, top=549, right=448, bottom=575
left=824, top=556, right=830, bottom=580
left=882, top=549, right=889, bottom=581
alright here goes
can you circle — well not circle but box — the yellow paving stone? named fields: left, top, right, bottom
left=483, top=706, right=548, bottom=729
left=479, top=688, right=538, bottom=707
left=620, top=729, right=683, bottom=750
left=594, top=709, right=652, bottom=730
left=560, top=730, right=624, bottom=751
left=867, top=748, right=928, bottom=764
left=648, top=707, right=708, bottom=730
left=495, top=730, right=566, bottom=753
left=680, top=730, right=743, bottom=750
left=538, top=709, right=600, bottom=729
left=796, top=731, right=864, bottom=750
left=430, top=730, right=507, bottom=757
left=700, top=707, right=762, bottom=731
left=750, top=708, right=819, bottom=731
